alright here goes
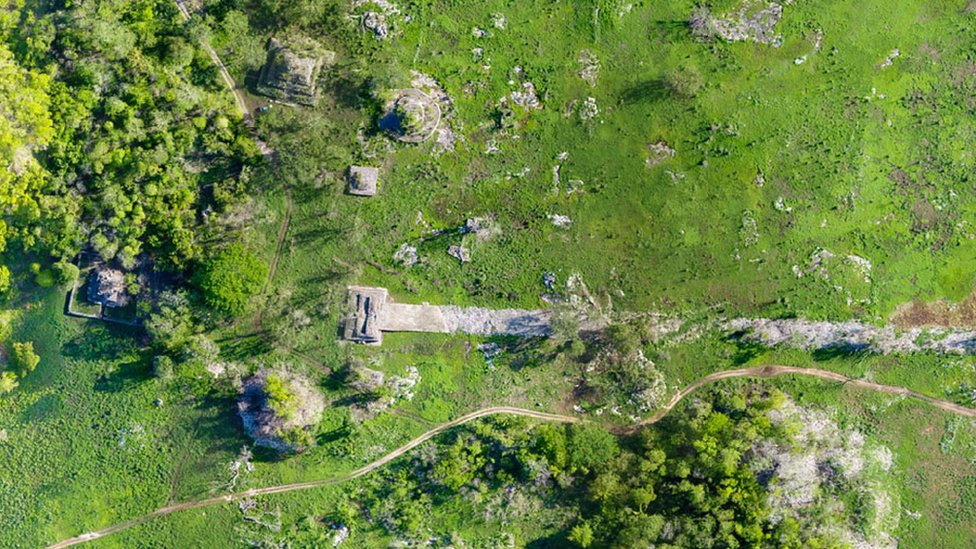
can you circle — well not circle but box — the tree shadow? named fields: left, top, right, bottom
left=619, top=79, right=670, bottom=104
left=251, top=445, right=290, bottom=463
left=525, top=534, right=571, bottom=549
left=324, top=72, right=370, bottom=110
left=484, top=336, right=556, bottom=372
left=293, top=223, right=349, bottom=245
left=94, top=357, right=153, bottom=393
left=647, top=18, right=694, bottom=41
left=191, top=393, right=247, bottom=452
left=811, top=343, right=872, bottom=361
left=324, top=365, right=354, bottom=391
left=730, top=340, right=766, bottom=366
left=19, top=393, right=62, bottom=423
left=317, top=423, right=351, bottom=445
left=61, top=323, right=141, bottom=362
left=331, top=393, right=372, bottom=408
left=216, top=333, right=273, bottom=361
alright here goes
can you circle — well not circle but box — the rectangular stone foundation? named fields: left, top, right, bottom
left=342, top=286, right=552, bottom=344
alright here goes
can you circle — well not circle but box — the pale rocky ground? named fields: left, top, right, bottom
left=728, top=317, right=976, bottom=355
left=756, top=397, right=899, bottom=549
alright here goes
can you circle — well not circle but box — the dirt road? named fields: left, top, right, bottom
left=46, top=365, right=975, bottom=548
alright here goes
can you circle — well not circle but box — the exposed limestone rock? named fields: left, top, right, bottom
left=645, top=141, right=675, bottom=167
left=691, top=1, right=785, bottom=46
left=577, top=50, right=600, bottom=87
left=393, top=243, right=418, bottom=266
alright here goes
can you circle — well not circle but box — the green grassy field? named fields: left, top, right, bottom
left=4, top=0, right=976, bottom=546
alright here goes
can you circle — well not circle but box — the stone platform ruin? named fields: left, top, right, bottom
left=257, top=37, right=335, bottom=105
left=342, top=286, right=552, bottom=345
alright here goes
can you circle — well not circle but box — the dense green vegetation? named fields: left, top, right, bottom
left=192, top=242, right=267, bottom=316
left=3, top=0, right=260, bottom=279
left=1, top=0, right=976, bottom=547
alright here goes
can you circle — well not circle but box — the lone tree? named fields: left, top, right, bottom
left=238, top=368, right=325, bottom=453
left=11, top=341, right=39, bottom=377
left=0, top=371, right=17, bottom=393
left=192, top=243, right=267, bottom=317
left=665, top=66, right=704, bottom=99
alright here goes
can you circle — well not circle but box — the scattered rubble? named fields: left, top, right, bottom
left=362, top=11, right=389, bottom=39
left=463, top=216, right=501, bottom=242
left=578, top=96, right=599, bottom=122
left=740, top=211, right=759, bottom=246
left=238, top=498, right=282, bottom=532
left=577, top=50, right=600, bottom=86
left=88, top=267, right=130, bottom=308
left=755, top=396, right=899, bottom=546
left=691, top=1, right=785, bottom=46
left=542, top=271, right=556, bottom=291
left=117, top=423, right=147, bottom=450
left=354, top=0, right=402, bottom=40
left=631, top=351, right=667, bottom=412
left=447, top=244, right=470, bottom=263
left=645, top=141, right=675, bottom=167
left=330, top=524, right=350, bottom=547
left=393, top=243, right=418, bottom=267
left=879, top=48, right=900, bottom=68
left=478, top=342, right=503, bottom=369
left=386, top=366, right=420, bottom=402
left=509, top=82, right=542, bottom=111
left=503, top=68, right=543, bottom=112
left=773, top=196, right=792, bottom=212
left=547, top=214, right=573, bottom=229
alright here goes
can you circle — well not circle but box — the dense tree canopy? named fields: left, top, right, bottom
left=2, top=0, right=258, bottom=282
left=192, top=243, right=267, bottom=316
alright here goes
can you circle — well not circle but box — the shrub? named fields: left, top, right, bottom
left=0, top=371, right=17, bottom=393
left=567, top=423, right=619, bottom=474
left=52, top=261, right=80, bottom=286
left=665, top=66, right=704, bottom=99
left=0, top=265, right=10, bottom=295
left=152, top=355, right=175, bottom=380
left=192, top=243, right=267, bottom=316
left=10, top=341, right=40, bottom=377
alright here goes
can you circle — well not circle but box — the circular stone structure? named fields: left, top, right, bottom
left=381, top=88, right=441, bottom=143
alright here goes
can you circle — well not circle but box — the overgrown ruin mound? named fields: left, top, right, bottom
left=238, top=368, right=325, bottom=452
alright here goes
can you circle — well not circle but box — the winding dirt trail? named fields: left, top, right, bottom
left=46, top=365, right=976, bottom=548
left=629, top=364, right=976, bottom=431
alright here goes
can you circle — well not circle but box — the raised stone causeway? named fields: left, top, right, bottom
left=342, top=286, right=551, bottom=345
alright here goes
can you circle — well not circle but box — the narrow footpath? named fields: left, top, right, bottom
left=174, top=0, right=250, bottom=118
